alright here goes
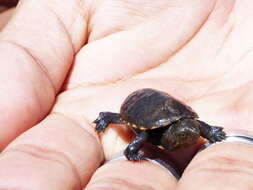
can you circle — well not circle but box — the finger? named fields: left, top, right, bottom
left=86, top=160, right=177, bottom=190
left=0, top=0, right=90, bottom=148
left=178, top=141, right=253, bottom=190
left=0, top=113, right=103, bottom=189
left=67, top=0, right=216, bottom=87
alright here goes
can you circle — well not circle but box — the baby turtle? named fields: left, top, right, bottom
left=94, top=88, right=226, bottom=161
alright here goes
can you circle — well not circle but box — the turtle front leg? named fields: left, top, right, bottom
left=124, top=131, right=148, bottom=161
left=198, top=120, right=226, bottom=143
left=94, top=112, right=124, bottom=132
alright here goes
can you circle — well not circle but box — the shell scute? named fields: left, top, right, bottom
left=120, top=88, right=198, bottom=130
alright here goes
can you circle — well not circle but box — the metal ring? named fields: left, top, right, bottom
left=225, top=133, right=253, bottom=145
left=105, top=155, right=180, bottom=180
left=203, top=133, right=253, bottom=149
left=104, top=133, right=253, bottom=180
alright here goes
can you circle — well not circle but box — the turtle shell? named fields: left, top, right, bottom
left=120, top=88, right=198, bottom=130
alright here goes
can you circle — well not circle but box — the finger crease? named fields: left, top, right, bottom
left=89, top=177, right=154, bottom=190
left=0, top=40, right=57, bottom=94
left=45, top=5, right=75, bottom=54
left=191, top=156, right=253, bottom=178
left=4, top=144, right=82, bottom=189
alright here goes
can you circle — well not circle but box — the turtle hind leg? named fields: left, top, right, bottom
left=94, top=112, right=123, bottom=132
left=198, top=120, right=226, bottom=143
left=124, top=131, right=148, bottom=161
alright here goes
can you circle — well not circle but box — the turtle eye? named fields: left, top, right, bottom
left=179, top=133, right=187, bottom=139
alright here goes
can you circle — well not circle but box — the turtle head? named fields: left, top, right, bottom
left=161, top=118, right=200, bottom=151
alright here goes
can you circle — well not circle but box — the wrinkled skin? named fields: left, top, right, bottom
left=0, top=0, right=253, bottom=190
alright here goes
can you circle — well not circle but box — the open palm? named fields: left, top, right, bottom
left=0, top=0, right=252, bottom=189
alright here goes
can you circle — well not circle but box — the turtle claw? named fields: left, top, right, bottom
left=199, top=121, right=227, bottom=143
left=208, top=126, right=226, bottom=143
left=124, top=149, right=144, bottom=161
left=94, top=120, right=107, bottom=132
left=94, top=112, right=122, bottom=133
left=94, top=112, right=110, bottom=132
left=123, top=131, right=147, bottom=161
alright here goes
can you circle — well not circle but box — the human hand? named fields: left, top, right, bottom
left=0, top=0, right=253, bottom=189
